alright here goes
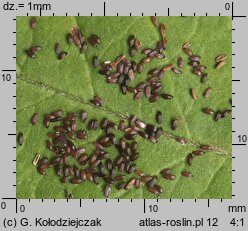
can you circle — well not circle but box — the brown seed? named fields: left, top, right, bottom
left=162, top=173, right=176, bottom=181
left=77, top=130, right=87, bottom=140
left=31, top=17, right=37, bottom=29
left=215, top=54, right=227, bottom=63
left=31, top=113, right=38, bottom=125
left=216, top=61, right=226, bottom=69
left=215, top=111, right=222, bottom=122
left=135, top=179, right=140, bottom=189
left=222, top=110, right=232, bottom=118
left=171, top=119, right=178, bottom=130
left=125, top=178, right=136, bottom=190
left=192, top=150, right=205, bottom=156
left=177, top=57, right=183, bottom=68
left=183, top=47, right=193, bottom=56
left=162, top=64, right=173, bottom=73
left=204, top=87, right=212, bottom=98
left=203, top=108, right=215, bottom=115
left=171, top=67, right=182, bottom=74
left=150, top=16, right=159, bottom=27
left=91, top=95, right=103, bottom=107
left=148, top=186, right=159, bottom=195
left=186, top=153, right=193, bottom=166
left=176, top=137, right=186, bottom=145
left=104, top=184, right=112, bottom=197
left=88, top=34, right=100, bottom=47
left=134, top=91, right=143, bottom=101
left=37, top=167, right=45, bottom=175
left=200, top=144, right=211, bottom=150
left=18, top=132, right=24, bottom=146
left=191, top=88, right=198, bottom=100
left=142, top=57, right=152, bottom=64
left=155, top=111, right=162, bottom=124
left=181, top=171, right=193, bottom=177
left=137, top=63, right=143, bottom=74
left=189, top=55, right=201, bottom=62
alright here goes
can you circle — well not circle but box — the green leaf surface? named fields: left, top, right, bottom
left=16, top=16, right=232, bottom=199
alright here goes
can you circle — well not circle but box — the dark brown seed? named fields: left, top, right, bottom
left=203, top=108, right=215, bottom=115
left=161, top=93, right=173, bottom=100
left=31, top=17, right=37, bottom=29
left=26, top=50, right=36, bottom=59
left=176, top=137, right=186, bottom=145
left=66, top=33, right=73, bottom=45
left=189, top=55, right=201, bottom=62
left=204, top=87, right=212, bottom=98
left=148, top=186, right=159, bottom=195
left=222, top=110, right=232, bottom=118
left=125, top=178, right=136, bottom=190
left=155, top=111, right=162, bottom=124
left=186, top=153, right=193, bottom=166
left=78, top=153, right=88, bottom=165
left=135, top=179, right=140, bottom=189
left=104, top=184, right=111, bottom=197
left=88, top=34, right=100, bottom=47
left=162, top=173, right=176, bottom=181
left=134, top=91, right=143, bottom=101
left=149, top=94, right=159, bottom=103
left=37, top=167, right=45, bottom=175
left=137, top=63, right=143, bottom=74
left=191, top=88, right=198, bottom=100
left=144, top=86, right=151, bottom=98
left=171, top=67, right=182, bottom=74
left=18, top=132, right=24, bottom=145
left=31, top=113, right=38, bottom=125
left=147, top=176, right=157, bottom=187
left=91, top=95, right=103, bottom=107
left=171, top=119, right=178, bottom=130
left=54, top=43, right=61, bottom=55
left=192, top=150, right=205, bottom=156
left=159, top=24, right=166, bottom=38
left=150, top=16, right=159, bottom=27
left=93, top=56, right=99, bottom=68
left=200, top=144, right=211, bottom=150
left=177, top=57, right=183, bottom=68
left=181, top=171, right=193, bottom=177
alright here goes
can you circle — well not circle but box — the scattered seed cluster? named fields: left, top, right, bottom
left=19, top=17, right=232, bottom=198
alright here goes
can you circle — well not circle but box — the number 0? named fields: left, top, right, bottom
left=225, top=3, right=230, bottom=10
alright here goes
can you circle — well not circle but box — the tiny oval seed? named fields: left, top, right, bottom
left=181, top=171, right=193, bottom=177
left=204, top=87, right=213, bottom=98
left=203, top=108, right=215, bottom=115
left=191, top=88, right=198, bottom=100
left=31, top=113, right=38, bottom=125
left=155, top=111, right=162, bottom=124
left=31, top=17, right=37, bottom=29
left=18, top=132, right=24, bottom=145
left=33, top=153, right=41, bottom=166
left=216, top=61, right=226, bottom=69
